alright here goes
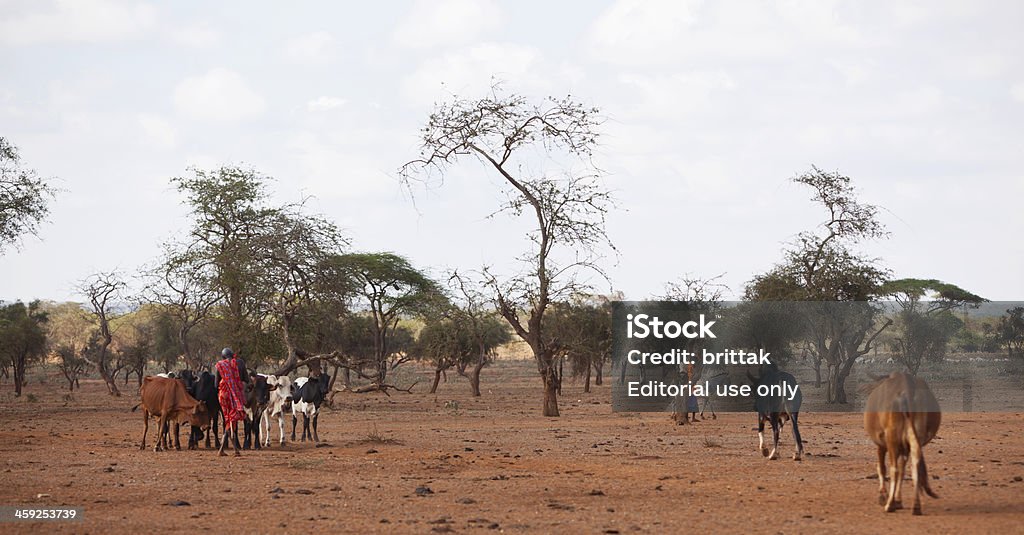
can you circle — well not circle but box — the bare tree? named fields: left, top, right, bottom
left=146, top=244, right=220, bottom=370
left=400, top=87, right=615, bottom=417
left=79, top=272, right=128, bottom=396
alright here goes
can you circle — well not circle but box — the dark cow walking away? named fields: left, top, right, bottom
left=749, top=365, right=803, bottom=461
left=864, top=372, right=941, bottom=515
left=133, top=376, right=211, bottom=452
left=291, top=373, right=330, bottom=443
left=193, top=371, right=222, bottom=449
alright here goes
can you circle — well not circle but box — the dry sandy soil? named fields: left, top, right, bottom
left=1, top=360, right=1022, bottom=534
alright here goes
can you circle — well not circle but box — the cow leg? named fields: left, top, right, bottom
left=261, top=410, right=270, bottom=448
left=876, top=444, right=888, bottom=505
left=758, top=414, right=768, bottom=457
left=155, top=415, right=167, bottom=452
left=212, top=409, right=221, bottom=449
left=790, top=412, right=803, bottom=461
left=291, top=414, right=297, bottom=441
left=140, top=410, right=150, bottom=450
left=173, top=422, right=181, bottom=451
left=884, top=438, right=902, bottom=512
left=252, top=413, right=262, bottom=450
left=768, top=415, right=781, bottom=460
left=907, top=426, right=924, bottom=515
left=278, top=413, right=286, bottom=446
left=302, top=413, right=311, bottom=442
left=311, top=412, right=319, bottom=443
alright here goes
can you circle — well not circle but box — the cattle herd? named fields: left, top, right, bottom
left=132, top=365, right=944, bottom=516
left=133, top=369, right=330, bottom=456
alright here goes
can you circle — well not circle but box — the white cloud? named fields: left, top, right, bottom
left=617, top=71, right=736, bottom=120
left=393, top=0, right=501, bottom=49
left=173, top=69, right=266, bottom=121
left=826, top=59, right=872, bottom=85
left=0, top=0, right=157, bottom=45
left=1012, top=82, right=1024, bottom=103
left=402, top=43, right=545, bottom=106
left=586, top=0, right=867, bottom=66
left=137, top=113, right=177, bottom=149
left=168, top=22, right=220, bottom=47
left=283, top=31, right=335, bottom=63
left=306, top=96, right=348, bottom=112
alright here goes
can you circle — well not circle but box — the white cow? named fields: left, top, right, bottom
left=260, top=374, right=295, bottom=447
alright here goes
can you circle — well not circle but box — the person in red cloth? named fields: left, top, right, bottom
left=215, top=347, right=248, bottom=456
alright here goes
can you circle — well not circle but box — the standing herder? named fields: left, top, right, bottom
left=215, top=347, right=247, bottom=456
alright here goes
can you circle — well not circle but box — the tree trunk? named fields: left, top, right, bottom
left=13, top=355, right=25, bottom=397
left=812, top=357, right=822, bottom=388
left=469, top=360, right=484, bottom=397
left=429, top=369, right=442, bottom=394
left=827, top=357, right=858, bottom=404
left=594, top=360, right=603, bottom=386
left=583, top=362, right=591, bottom=393
left=541, top=360, right=560, bottom=417
left=343, top=366, right=351, bottom=388
left=99, top=366, right=121, bottom=396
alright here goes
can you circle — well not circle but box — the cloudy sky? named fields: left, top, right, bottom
left=1, top=0, right=1022, bottom=303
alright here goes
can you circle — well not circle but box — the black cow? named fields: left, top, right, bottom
left=193, top=371, right=222, bottom=449
left=749, top=364, right=804, bottom=461
left=291, top=373, right=330, bottom=442
left=242, top=373, right=275, bottom=450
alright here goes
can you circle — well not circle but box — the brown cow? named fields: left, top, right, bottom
left=132, top=376, right=212, bottom=452
left=864, top=372, right=941, bottom=515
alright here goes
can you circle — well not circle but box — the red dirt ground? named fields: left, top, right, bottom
left=1, top=360, right=1022, bottom=534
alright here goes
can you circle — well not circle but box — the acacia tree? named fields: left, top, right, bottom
left=79, top=272, right=128, bottom=396
left=997, top=307, right=1024, bottom=358
left=879, top=278, right=985, bottom=374
left=447, top=273, right=512, bottom=396
left=171, top=166, right=280, bottom=356
left=0, top=301, right=49, bottom=396
left=400, top=87, right=615, bottom=417
left=545, top=296, right=611, bottom=394
left=0, top=137, right=56, bottom=253
left=746, top=167, right=890, bottom=404
left=329, top=253, right=443, bottom=383
left=54, top=344, right=89, bottom=391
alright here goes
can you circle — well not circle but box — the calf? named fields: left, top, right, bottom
left=242, top=373, right=276, bottom=450
left=261, top=375, right=295, bottom=447
left=291, top=373, right=330, bottom=443
left=749, top=366, right=803, bottom=461
left=864, top=372, right=941, bottom=515
left=132, top=376, right=211, bottom=452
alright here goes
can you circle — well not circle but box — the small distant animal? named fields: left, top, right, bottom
left=864, top=372, right=941, bottom=515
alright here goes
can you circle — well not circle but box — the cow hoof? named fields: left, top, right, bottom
left=760, top=448, right=769, bottom=457
left=878, top=494, right=887, bottom=505
left=768, top=451, right=779, bottom=460
left=912, top=507, right=922, bottom=516
left=793, top=453, right=802, bottom=461
left=893, top=501, right=903, bottom=510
